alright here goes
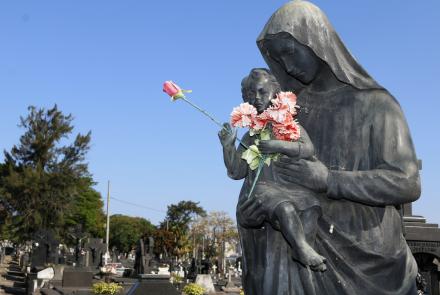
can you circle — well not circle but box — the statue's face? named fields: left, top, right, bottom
left=245, top=77, right=275, bottom=113
left=262, top=34, right=321, bottom=85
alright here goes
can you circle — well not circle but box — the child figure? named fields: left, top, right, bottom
left=219, top=68, right=326, bottom=272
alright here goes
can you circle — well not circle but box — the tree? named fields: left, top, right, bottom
left=189, top=211, right=239, bottom=271
left=0, top=105, right=92, bottom=241
left=207, top=211, right=239, bottom=271
left=64, top=184, right=106, bottom=240
left=155, top=200, right=206, bottom=259
left=109, top=214, right=156, bottom=253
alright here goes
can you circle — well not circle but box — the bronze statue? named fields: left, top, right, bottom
left=224, top=1, right=421, bottom=294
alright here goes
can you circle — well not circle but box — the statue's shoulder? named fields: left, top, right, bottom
left=354, top=88, right=401, bottom=111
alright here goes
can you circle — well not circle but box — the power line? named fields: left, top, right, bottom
left=110, top=196, right=167, bottom=214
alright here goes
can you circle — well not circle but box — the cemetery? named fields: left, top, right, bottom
left=1, top=0, right=439, bottom=295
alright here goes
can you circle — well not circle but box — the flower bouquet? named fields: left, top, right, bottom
left=230, top=91, right=300, bottom=169
left=230, top=91, right=300, bottom=198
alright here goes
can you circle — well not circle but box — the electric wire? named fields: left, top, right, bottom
left=110, top=196, right=167, bottom=214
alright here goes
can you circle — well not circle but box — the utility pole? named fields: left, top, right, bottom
left=105, top=180, right=110, bottom=264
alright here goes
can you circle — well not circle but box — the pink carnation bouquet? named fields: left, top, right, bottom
left=230, top=92, right=300, bottom=198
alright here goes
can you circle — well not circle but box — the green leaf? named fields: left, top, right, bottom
left=250, top=157, right=260, bottom=170
left=264, top=157, right=272, bottom=166
left=260, top=129, right=271, bottom=141
left=241, top=145, right=261, bottom=170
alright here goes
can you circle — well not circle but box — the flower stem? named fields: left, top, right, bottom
left=246, top=155, right=267, bottom=199
left=181, top=97, right=223, bottom=128
left=180, top=96, right=249, bottom=149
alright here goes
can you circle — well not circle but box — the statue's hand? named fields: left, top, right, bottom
left=275, top=157, right=329, bottom=193
left=259, top=140, right=293, bottom=155
left=237, top=195, right=266, bottom=228
left=218, top=123, right=237, bottom=147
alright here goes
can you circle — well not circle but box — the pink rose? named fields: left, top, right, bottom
left=163, top=81, right=183, bottom=100
left=230, top=103, right=258, bottom=128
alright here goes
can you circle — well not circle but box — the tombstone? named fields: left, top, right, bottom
left=134, top=237, right=157, bottom=275
left=21, top=251, right=30, bottom=271
left=67, top=225, right=88, bottom=267
left=195, top=274, right=216, bottom=294
left=31, top=242, right=48, bottom=269
left=52, top=264, right=65, bottom=281
left=76, top=248, right=86, bottom=267
left=403, top=202, right=440, bottom=295
left=187, top=258, right=197, bottom=280
left=176, top=265, right=185, bottom=278
left=0, top=244, right=4, bottom=264
left=62, top=268, right=93, bottom=288
left=134, top=239, right=146, bottom=275
left=84, top=238, right=106, bottom=269
left=126, top=275, right=180, bottom=295
left=31, top=229, right=60, bottom=268
left=157, top=264, right=170, bottom=276
left=111, top=246, right=118, bottom=263
left=201, top=258, right=211, bottom=274
left=222, top=267, right=241, bottom=293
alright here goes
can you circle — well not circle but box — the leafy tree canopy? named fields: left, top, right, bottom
left=0, top=105, right=94, bottom=241
left=65, top=184, right=106, bottom=241
left=155, top=200, right=206, bottom=258
left=109, top=214, right=156, bottom=253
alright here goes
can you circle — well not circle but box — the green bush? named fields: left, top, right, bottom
left=171, top=273, right=183, bottom=284
left=182, top=283, right=205, bottom=295
left=92, top=282, right=123, bottom=295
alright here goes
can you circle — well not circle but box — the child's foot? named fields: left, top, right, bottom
left=295, top=243, right=327, bottom=272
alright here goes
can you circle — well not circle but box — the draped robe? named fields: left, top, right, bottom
left=231, top=1, right=421, bottom=294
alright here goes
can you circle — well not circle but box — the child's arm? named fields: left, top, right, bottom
left=259, top=125, right=314, bottom=159
left=218, top=123, right=250, bottom=180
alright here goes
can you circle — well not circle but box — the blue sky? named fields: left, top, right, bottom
left=1, top=1, right=439, bottom=225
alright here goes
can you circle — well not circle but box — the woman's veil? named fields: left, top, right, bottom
left=257, top=0, right=383, bottom=90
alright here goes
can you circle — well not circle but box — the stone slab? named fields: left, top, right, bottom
left=195, top=274, right=216, bottom=294
left=126, top=277, right=179, bottom=295
left=62, top=269, right=93, bottom=288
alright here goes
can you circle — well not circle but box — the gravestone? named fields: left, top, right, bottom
left=31, top=242, right=48, bottom=268
left=187, top=258, right=197, bottom=280
left=127, top=274, right=179, bottom=295
left=31, top=230, right=60, bottom=268
left=195, top=274, right=216, bottom=294
left=62, top=268, right=93, bottom=288
left=403, top=202, right=440, bottom=295
left=68, top=225, right=88, bottom=267
left=134, top=237, right=157, bottom=275
left=84, top=238, right=106, bottom=269
left=111, top=246, right=119, bottom=263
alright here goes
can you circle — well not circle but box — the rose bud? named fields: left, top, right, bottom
left=163, top=81, right=184, bottom=101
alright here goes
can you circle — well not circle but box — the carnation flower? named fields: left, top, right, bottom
left=262, top=100, right=289, bottom=124
left=252, top=114, right=269, bottom=131
left=272, top=119, right=301, bottom=141
left=276, top=91, right=298, bottom=115
left=230, top=103, right=258, bottom=128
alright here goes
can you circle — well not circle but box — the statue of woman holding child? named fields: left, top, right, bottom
left=219, top=1, right=421, bottom=294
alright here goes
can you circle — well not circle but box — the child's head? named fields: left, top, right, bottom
left=241, top=68, right=281, bottom=113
